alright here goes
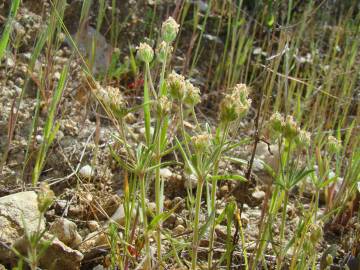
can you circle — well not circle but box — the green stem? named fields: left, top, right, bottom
left=191, top=175, right=204, bottom=270
left=139, top=173, right=151, bottom=269
left=208, top=122, right=229, bottom=268
left=179, top=103, right=191, bottom=156
left=154, top=47, right=169, bottom=266
left=277, top=190, right=289, bottom=269
left=238, top=211, right=249, bottom=270
left=145, top=62, right=157, bottom=98
left=154, top=118, right=163, bottom=266
left=159, top=48, right=168, bottom=96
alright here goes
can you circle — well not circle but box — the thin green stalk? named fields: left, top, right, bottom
left=139, top=172, right=151, bottom=269
left=154, top=117, right=166, bottom=266
left=153, top=48, right=169, bottom=267
left=0, top=0, right=21, bottom=61
left=238, top=211, right=249, bottom=270
left=191, top=175, right=204, bottom=270
left=208, top=122, right=230, bottom=268
left=179, top=103, right=191, bottom=156
left=277, top=190, right=289, bottom=269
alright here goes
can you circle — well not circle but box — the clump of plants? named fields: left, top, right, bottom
left=92, top=15, right=253, bottom=269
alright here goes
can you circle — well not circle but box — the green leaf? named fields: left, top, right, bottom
left=0, top=0, right=21, bottom=61
left=198, top=211, right=215, bottom=239
left=175, top=137, right=198, bottom=177
left=143, top=69, right=151, bottom=145
left=109, top=146, right=133, bottom=172
left=146, top=161, right=181, bottom=172
left=147, top=201, right=181, bottom=232
left=209, top=174, right=247, bottom=182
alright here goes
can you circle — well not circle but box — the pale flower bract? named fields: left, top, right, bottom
left=162, top=17, right=180, bottom=43
left=136, top=42, right=154, bottom=63
left=166, top=71, right=186, bottom=100
left=184, top=80, right=201, bottom=106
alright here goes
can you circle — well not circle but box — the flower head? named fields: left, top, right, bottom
left=136, top=42, right=154, bottom=63
left=37, top=182, right=55, bottom=213
left=191, top=133, right=212, bottom=153
left=184, top=80, right=201, bottom=106
left=156, top=96, right=172, bottom=117
left=269, top=112, right=284, bottom=135
left=327, top=135, right=342, bottom=154
left=94, top=82, right=125, bottom=110
left=283, top=115, right=299, bottom=140
left=308, top=222, right=323, bottom=245
left=219, top=84, right=251, bottom=122
left=162, top=17, right=179, bottom=43
left=296, top=129, right=311, bottom=148
left=166, top=71, right=186, bottom=100
left=156, top=41, right=173, bottom=62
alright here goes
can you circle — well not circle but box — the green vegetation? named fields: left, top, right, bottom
left=0, top=0, right=359, bottom=269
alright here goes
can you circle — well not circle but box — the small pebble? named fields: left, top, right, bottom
left=160, top=168, right=172, bottom=179
left=173, top=224, right=185, bottom=235
left=87, top=220, right=100, bottom=232
left=252, top=190, right=265, bottom=201
left=79, top=164, right=94, bottom=178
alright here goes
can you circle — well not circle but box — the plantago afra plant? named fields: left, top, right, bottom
left=12, top=183, right=55, bottom=270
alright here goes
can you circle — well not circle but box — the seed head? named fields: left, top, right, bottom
left=162, top=17, right=179, bottom=43
left=326, top=254, right=333, bottom=266
left=191, top=133, right=212, bottom=153
left=309, top=223, right=323, bottom=245
left=327, top=135, right=342, bottom=154
left=37, top=182, right=55, bottom=213
left=269, top=112, right=284, bottom=134
left=219, top=84, right=251, bottom=122
left=136, top=42, right=154, bottom=63
left=94, top=82, right=125, bottom=110
left=166, top=71, right=186, bottom=100
left=296, top=129, right=311, bottom=148
left=233, top=84, right=250, bottom=104
left=184, top=80, right=201, bottom=106
left=156, top=41, right=173, bottom=62
left=283, top=115, right=299, bottom=140
left=156, top=96, right=172, bottom=117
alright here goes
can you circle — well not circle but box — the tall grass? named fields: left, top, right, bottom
left=0, top=0, right=20, bottom=61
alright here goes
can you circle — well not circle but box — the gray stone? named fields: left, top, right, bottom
left=79, top=164, right=94, bottom=179
left=0, top=191, right=45, bottom=261
left=160, top=168, right=173, bottom=180
left=49, top=218, right=82, bottom=248
left=252, top=190, right=266, bottom=201
left=173, top=224, right=185, bottom=235
left=87, top=220, right=100, bottom=232
left=13, top=233, right=84, bottom=270
left=184, top=174, right=198, bottom=189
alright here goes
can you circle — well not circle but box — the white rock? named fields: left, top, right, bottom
left=79, top=164, right=94, bottom=178
left=53, top=71, right=61, bottom=80
left=36, top=134, right=44, bottom=143
left=160, top=168, right=173, bottom=179
left=109, top=204, right=135, bottom=226
left=0, top=191, right=45, bottom=261
left=252, top=190, right=266, bottom=201
left=50, top=218, right=82, bottom=248
left=5, top=57, right=15, bottom=68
